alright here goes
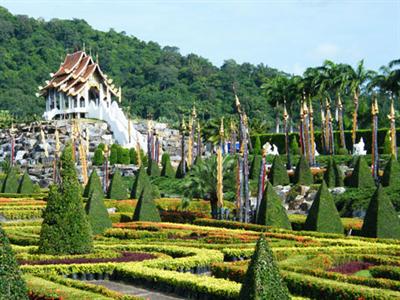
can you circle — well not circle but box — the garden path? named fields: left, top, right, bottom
left=88, top=280, right=187, bottom=300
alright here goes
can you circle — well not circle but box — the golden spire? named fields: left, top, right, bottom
left=181, top=116, right=186, bottom=132
left=219, top=117, right=225, bottom=137
left=388, top=94, right=395, bottom=120
left=283, top=100, right=288, bottom=121
left=191, top=105, right=197, bottom=119
left=55, top=128, right=60, bottom=154
left=338, top=93, right=343, bottom=110
left=216, top=147, right=223, bottom=208
left=372, top=95, right=379, bottom=116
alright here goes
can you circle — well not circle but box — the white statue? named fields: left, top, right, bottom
left=314, top=143, right=320, bottom=156
left=262, top=142, right=279, bottom=156
left=353, top=137, right=367, bottom=156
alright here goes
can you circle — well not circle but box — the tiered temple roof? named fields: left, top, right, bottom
left=39, top=51, right=120, bottom=98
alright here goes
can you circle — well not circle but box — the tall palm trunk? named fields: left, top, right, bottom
left=338, top=95, right=346, bottom=150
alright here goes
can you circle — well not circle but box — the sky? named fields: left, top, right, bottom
left=0, top=0, right=399, bottom=75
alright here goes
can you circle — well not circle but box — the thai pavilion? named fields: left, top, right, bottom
left=38, top=50, right=146, bottom=148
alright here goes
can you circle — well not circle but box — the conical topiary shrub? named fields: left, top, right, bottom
left=361, top=185, right=400, bottom=239
left=39, top=144, right=93, bottom=254
left=348, top=156, right=375, bottom=188
left=304, top=181, right=344, bottom=234
left=83, top=170, right=103, bottom=198
left=257, top=181, right=291, bottom=230
left=161, top=153, right=175, bottom=178
left=85, top=189, right=112, bottom=235
left=132, top=184, right=161, bottom=222
left=108, top=169, right=128, bottom=200
left=147, top=158, right=160, bottom=176
left=238, top=235, right=290, bottom=300
left=293, top=155, right=313, bottom=185
left=250, top=155, right=262, bottom=180
left=269, top=155, right=290, bottom=186
left=253, top=136, right=262, bottom=155
left=381, top=155, right=400, bottom=187
left=324, top=157, right=344, bottom=188
left=0, top=224, right=28, bottom=299
left=131, top=167, right=151, bottom=198
left=18, top=171, right=34, bottom=194
left=289, top=135, right=300, bottom=155
left=2, top=167, right=19, bottom=193
left=175, top=159, right=188, bottom=179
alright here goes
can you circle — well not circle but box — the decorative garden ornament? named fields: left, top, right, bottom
left=353, top=138, right=367, bottom=156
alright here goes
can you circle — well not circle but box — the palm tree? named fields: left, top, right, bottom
left=183, top=154, right=236, bottom=217
left=261, top=75, right=290, bottom=133
left=343, top=60, right=375, bottom=145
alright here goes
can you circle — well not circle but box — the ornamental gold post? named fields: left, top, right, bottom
left=337, top=93, right=346, bottom=151
left=180, top=117, right=187, bottom=177
left=299, top=101, right=305, bottom=156
left=236, top=145, right=244, bottom=222
left=103, top=143, right=109, bottom=193
left=320, top=99, right=327, bottom=154
left=388, top=93, right=397, bottom=159
left=196, top=122, right=202, bottom=158
left=308, top=97, right=316, bottom=166
left=216, top=147, right=223, bottom=216
left=136, top=139, right=142, bottom=168
left=191, top=106, right=197, bottom=163
left=230, top=121, right=237, bottom=155
left=233, top=86, right=250, bottom=223
left=53, top=128, right=61, bottom=184
left=147, top=118, right=153, bottom=160
left=283, top=100, right=291, bottom=170
left=187, top=115, right=193, bottom=168
left=219, top=117, right=225, bottom=153
left=372, top=96, right=379, bottom=180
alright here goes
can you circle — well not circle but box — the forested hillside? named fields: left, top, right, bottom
left=0, top=6, right=284, bottom=126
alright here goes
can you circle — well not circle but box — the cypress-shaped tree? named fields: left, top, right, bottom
left=18, top=171, right=34, bottom=194
left=348, top=156, right=375, bottom=188
left=361, top=185, right=400, bottom=239
left=304, top=181, right=344, bottom=234
left=383, top=131, right=392, bottom=155
left=324, top=157, right=344, bottom=187
left=147, top=158, right=160, bottom=176
left=119, top=148, right=131, bottom=165
left=161, top=153, right=175, bottom=178
left=39, top=144, right=93, bottom=254
left=83, top=170, right=103, bottom=198
left=131, top=167, right=151, bottom=199
left=109, top=144, right=119, bottom=165
left=289, top=136, right=300, bottom=155
left=0, top=225, right=28, bottom=299
left=132, top=184, right=161, bottom=222
left=2, top=167, right=19, bottom=193
left=257, top=181, right=291, bottom=229
left=253, top=136, right=262, bottom=155
left=293, top=155, right=313, bottom=185
left=250, top=155, right=262, bottom=180
left=108, top=169, right=128, bottom=200
left=175, top=159, right=187, bottom=179
left=92, top=147, right=104, bottom=166
left=269, top=155, right=290, bottom=186
left=85, top=189, right=112, bottom=235
left=381, top=155, right=400, bottom=187
left=239, top=235, right=290, bottom=300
